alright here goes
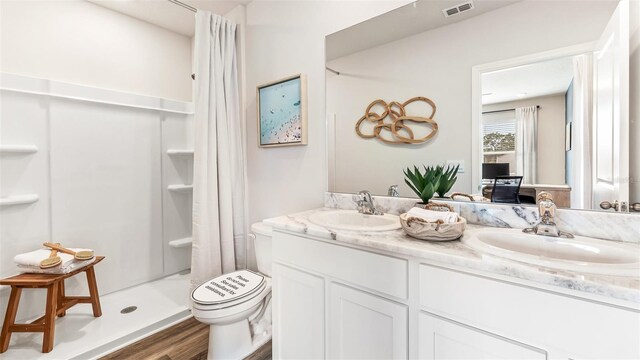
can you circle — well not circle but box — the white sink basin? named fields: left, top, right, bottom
left=463, top=228, right=640, bottom=276
left=308, top=210, right=401, bottom=232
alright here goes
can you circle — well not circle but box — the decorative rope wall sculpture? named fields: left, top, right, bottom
left=355, top=96, right=438, bottom=145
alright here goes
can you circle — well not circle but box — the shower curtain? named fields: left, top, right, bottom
left=515, top=106, right=538, bottom=184
left=191, top=11, right=247, bottom=289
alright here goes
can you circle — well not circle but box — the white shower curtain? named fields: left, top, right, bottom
left=191, top=11, right=247, bottom=289
left=515, top=106, right=538, bottom=184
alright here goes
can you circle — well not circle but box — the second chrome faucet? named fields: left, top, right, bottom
left=353, top=190, right=383, bottom=215
left=523, top=192, right=573, bottom=238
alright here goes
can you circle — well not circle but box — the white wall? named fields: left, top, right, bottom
left=0, top=0, right=193, bottom=101
left=483, top=95, right=567, bottom=186
left=630, top=0, right=640, bottom=204
left=326, top=0, right=616, bottom=197
left=244, top=0, right=412, bottom=224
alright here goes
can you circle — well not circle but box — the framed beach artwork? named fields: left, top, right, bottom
left=257, top=74, right=307, bottom=147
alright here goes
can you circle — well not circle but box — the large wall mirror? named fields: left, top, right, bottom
left=326, top=0, right=638, bottom=213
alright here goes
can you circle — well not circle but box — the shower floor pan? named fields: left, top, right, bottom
left=1, top=271, right=191, bottom=360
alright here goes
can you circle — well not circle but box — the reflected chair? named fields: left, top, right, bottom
left=491, top=176, right=523, bottom=204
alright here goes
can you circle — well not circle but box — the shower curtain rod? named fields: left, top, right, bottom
left=482, top=105, right=540, bottom=115
left=168, top=0, right=197, bottom=13
left=326, top=67, right=340, bottom=75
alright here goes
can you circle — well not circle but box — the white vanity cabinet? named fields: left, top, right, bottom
left=272, top=230, right=409, bottom=359
left=328, top=283, right=408, bottom=359
left=418, top=264, right=640, bottom=360
left=272, top=229, right=640, bottom=360
left=272, top=263, right=325, bottom=359
left=418, top=313, right=545, bottom=360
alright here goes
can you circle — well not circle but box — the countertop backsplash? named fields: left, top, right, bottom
left=325, top=192, right=640, bottom=244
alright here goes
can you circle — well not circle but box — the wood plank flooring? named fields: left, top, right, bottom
left=100, top=317, right=272, bottom=360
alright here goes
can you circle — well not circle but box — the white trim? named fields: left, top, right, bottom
left=471, top=42, right=596, bottom=192
left=0, top=73, right=194, bottom=114
left=483, top=151, right=516, bottom=156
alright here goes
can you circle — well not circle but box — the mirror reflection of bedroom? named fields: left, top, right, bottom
left=480, top=53, right=605, bottom=210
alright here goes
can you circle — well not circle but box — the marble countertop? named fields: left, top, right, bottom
left=264, top=208, right=640, bottom=308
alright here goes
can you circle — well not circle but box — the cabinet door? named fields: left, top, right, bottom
left=328, top=283, right=408, bottom=359
left=272, top=263, right=324, bottom=359
left=419, top=312, right=546, bottom=360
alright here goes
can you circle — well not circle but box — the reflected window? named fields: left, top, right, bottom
left=482, top=119, right=516, bottom=172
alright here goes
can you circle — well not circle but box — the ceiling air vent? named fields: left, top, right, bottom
left=442, top=1, right=475, bottom=18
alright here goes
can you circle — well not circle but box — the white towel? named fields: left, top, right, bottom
left=407, top=207, right=459, bottom=224
left=14, top=248, right=94, bottom=274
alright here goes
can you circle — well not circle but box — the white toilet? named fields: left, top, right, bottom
left=191, top=222, right=273, bottom=360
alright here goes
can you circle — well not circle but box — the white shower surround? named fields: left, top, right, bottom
left=0, top=73, right=193, bottom=322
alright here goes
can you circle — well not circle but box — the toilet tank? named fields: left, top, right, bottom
left=251, top=222, right=272, bottom=277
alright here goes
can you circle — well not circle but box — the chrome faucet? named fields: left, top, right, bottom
left=387, top=185, right=399, bottom=197
left=352, top=190, right=383, bottom=215
left=523, top=192, right=573, bottom=238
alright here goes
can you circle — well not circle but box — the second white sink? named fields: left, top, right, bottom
left=463, top=228, right=640, bottom=276
left=308, top=210, right=401, bottom=232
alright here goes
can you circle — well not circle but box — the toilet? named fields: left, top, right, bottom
left=191, top=222, right=273, bottom=360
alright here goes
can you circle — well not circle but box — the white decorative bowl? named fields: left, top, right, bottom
left=399, top=213, right=466, bottom=241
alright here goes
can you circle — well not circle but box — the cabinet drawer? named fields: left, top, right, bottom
left=274, top=231, right=408, bottom=299
left=419, top=312, right=546, bottom=360
left=419, top=264, right=640, bottom=359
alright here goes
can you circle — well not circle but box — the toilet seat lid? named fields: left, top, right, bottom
left=191, top=269, right=265, bottom=305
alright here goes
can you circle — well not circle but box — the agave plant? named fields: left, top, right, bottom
left=403, top=166, right=441, bottom=204
left=430, top=164, right=460, bottom=198
left=404, top=164, right=460, bottom=203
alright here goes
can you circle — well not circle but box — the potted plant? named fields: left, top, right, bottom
left=403, top=164, right=460, bottom=205
left=431, top=164, right=460, bottom=198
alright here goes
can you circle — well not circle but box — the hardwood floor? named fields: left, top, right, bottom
left=100, top=317, right=272, bottom=360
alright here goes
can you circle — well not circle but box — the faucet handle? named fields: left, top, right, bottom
left=358, top=190, right=373, bottom=202
left=537, top=192, right=554, bottom=203
left=537, top=191, right=557, bottom=223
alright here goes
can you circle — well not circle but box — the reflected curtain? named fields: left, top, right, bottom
left=515, top=106, right=538, bottom=184
left=191, top=11, right=246, bottom=290
left=571, top=54, right=593, bottom=209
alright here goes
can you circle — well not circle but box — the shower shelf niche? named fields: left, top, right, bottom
left=0, top=145, right=38, bottom=154
left=167, top=149, right=194, bottom=156
left=168, top=237, right=192, bottom=248
left=167, top=184, right=193, bottom=192
left=0, top=194, right=39, bottom=207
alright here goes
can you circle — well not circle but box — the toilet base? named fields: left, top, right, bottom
left=207, top=319, right=271, bottom=360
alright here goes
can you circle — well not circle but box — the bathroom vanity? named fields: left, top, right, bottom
left=266, top=206, right=640, bottom=360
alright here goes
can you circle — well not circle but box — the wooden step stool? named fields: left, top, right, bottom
left=0, top=256, right=104, bottom=353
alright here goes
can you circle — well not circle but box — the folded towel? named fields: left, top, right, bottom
left=17, top=259, right=95, bottom=275
left=14, top=248, right=94, bottom=274
left=407, top=207, right=459, bottom=223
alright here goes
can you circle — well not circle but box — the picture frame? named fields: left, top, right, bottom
left=256, top=74, right=308, bottom=147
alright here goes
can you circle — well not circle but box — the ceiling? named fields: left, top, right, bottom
left=482, top=56, right=575, bottom=105
left=87, top=0, right=252, bottom=37
left=326, top=0, right=521, bottom=61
